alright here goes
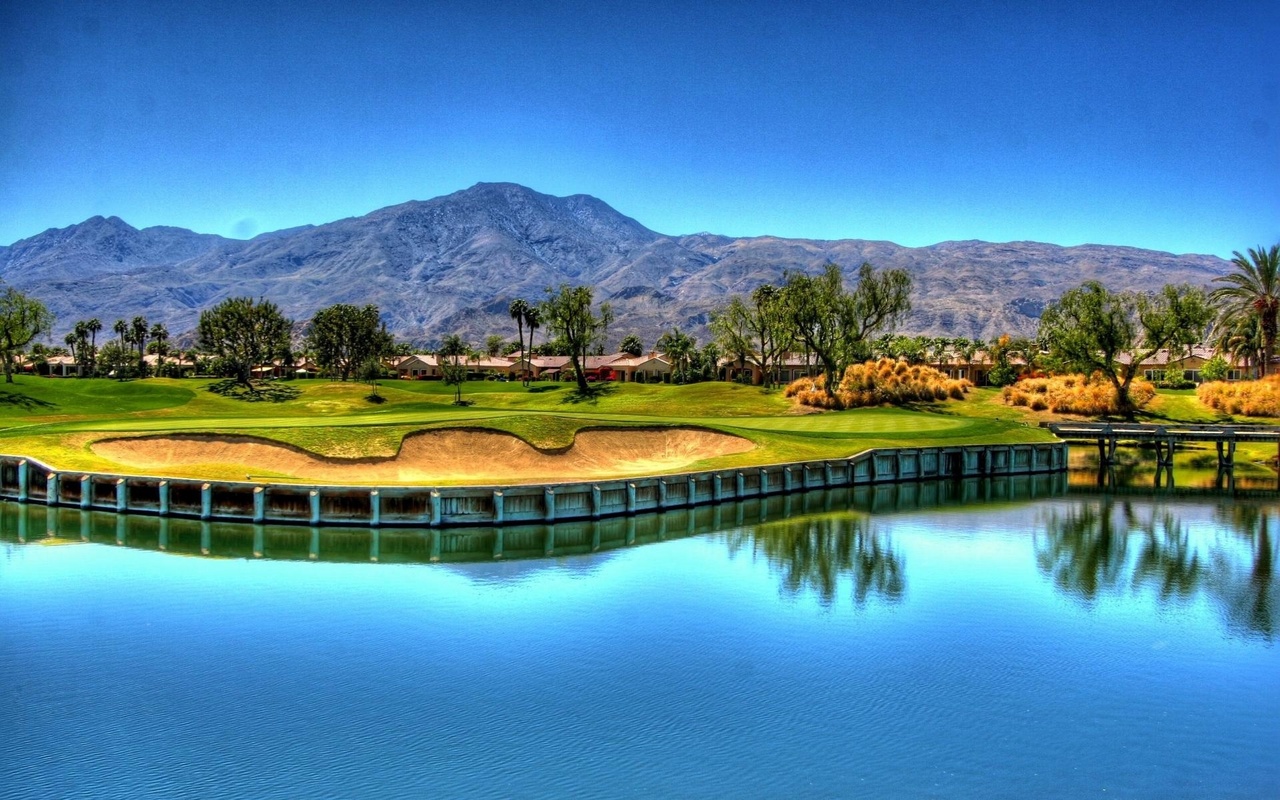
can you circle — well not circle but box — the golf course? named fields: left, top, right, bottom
left=2, top=375, right=1275, bottom=486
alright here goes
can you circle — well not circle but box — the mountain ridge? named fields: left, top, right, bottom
left=0, top=182, right=1231, bottom=346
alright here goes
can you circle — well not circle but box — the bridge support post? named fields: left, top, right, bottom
left=17, top=460, right=29, bottom=502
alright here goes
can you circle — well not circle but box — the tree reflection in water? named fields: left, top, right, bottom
left=1037, top=499, right=1278, bottom=641
left=1211, top=503, right=1275, bottom=640
left=725, top=514, right=904, bottom=607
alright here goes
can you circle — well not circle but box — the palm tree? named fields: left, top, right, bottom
left=112, top=319, right=128, bottom=379
left=130, top=316, right=149, bottom=377
left=523, top=305, right=541, bottom=383
left=150, top=322, right=169, bottom=377
left=63, top=332, right=78, bottom=375
left=1211, top=244, right=1280, bottom=377
left=657, top=328, right=696, bottom=383
left=1213, top=309, right=1265, bottom=378
left=509, top=299, right=529, bottom=384
left=86, top=318, right=102, bottom=376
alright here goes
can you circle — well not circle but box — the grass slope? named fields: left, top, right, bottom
left=0, top=376, right=1181, bottom=484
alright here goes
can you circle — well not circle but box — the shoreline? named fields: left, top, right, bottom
left=0, top=442, right=1068, bottom=529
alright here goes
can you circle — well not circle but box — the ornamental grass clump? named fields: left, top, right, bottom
left=1001, top=373, right=1155, bottom=416
left=1197, top=375, right=1280, bottom=417
left=784, top=358, right=972, bottom=409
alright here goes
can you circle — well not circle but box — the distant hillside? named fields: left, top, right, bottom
left=0, top=182, right=1230, bottom=347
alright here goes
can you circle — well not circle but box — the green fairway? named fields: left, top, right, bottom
left=4, top=375, right=1270, bottom=484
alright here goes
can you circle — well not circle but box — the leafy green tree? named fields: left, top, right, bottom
left=360, top=358, right=385, bottom=400
left=97, top=340, right=130, bottom=381
left=1211, top=244, right=1280, bottom=377
left=1038, top=281, right=1213, bottom=419
left=438, top=333, right=469, bottom=404
left=711, top=284, right=794, bottom=388
left=305, top=304, right=390, bottom=381
left=0, top=287, right=54, bottom=383
left=485, top=334, right=505, bottom=358
left=1199, top=355, right=1229, bottom=383
left=888, top=335, right=926, bottom=364
left=782, top=262, right=913, bottom=406
left=657, top=328, right=696, bottom=383
left=198, top=297, right=292, bottom=389
left=985, top=334, right=1021, bottom=387
left=869, top=333, right=895, bottom=360
left=710, top=297, right=753, bottom=380
left=618, top=334, right=644, bottom=357
left=541, top=285, right=613, bottom=394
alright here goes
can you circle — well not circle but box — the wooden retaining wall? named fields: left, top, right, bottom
left=0, top=442, right=1067, bottom=529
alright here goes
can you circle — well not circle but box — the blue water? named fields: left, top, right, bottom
left=2, top=491, right=1276, bottom=798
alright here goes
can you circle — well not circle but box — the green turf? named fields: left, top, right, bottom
left=4, top=375, right=1271, bottom=483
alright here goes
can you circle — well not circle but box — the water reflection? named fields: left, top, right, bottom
left=725, top=515, right=904, bottom=607
left=2, top=474, right=1275, bottom=638
left=1211, top=503, right=1276, bottom=640
left=1038, top=498, right=1278, bottom=641
left=1069, top=445, right=1280, bottom=493
left=0, top=474, right=1066, bottom=568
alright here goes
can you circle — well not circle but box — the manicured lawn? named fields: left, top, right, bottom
left=1, top=376, right=1272, bottom=483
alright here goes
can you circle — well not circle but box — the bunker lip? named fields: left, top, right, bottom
left=90, top=427, right=756, bottom=485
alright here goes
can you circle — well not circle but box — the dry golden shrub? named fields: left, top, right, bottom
left=785, top=359, right=972, bottom=409
left=1000, top=373, right=1156, bottom=415
left=1197, top=375, right=1280, bottom=417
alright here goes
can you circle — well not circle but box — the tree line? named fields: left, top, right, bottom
left=2, top=244, right=1277, bottom=415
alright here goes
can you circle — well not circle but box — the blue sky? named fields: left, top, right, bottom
left=2, top=0, right=1276, bottom=256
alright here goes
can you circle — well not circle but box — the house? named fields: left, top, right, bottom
left=609, top=352, right=672, bottom=383
left=42, top=355, right=83, bottom=377
left=717, top=352, right=822, bottom=385
left=1123, top=345, right=1251, bottom=383
left=143, top=353, right=198, bottom=377
left=392, top=354, right=442, bottom=380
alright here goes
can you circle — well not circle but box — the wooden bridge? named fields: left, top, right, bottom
left=1043, top=422, right=1280, bottom=470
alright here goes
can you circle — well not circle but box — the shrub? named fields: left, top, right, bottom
left=785, top=359, right=972, bottom=409
left=986, top=363, right=1020, bottom=387
left=1197, top=375, right=1280, bottom=417
left=1001, top=373, right=1156, bottom=416
left=1199, top=356, right=1229, bottom=383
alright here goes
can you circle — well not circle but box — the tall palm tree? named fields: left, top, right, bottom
left=130, top=316, right=149, bottom=377
left=112, top=319, right=128, bottom=378
left=86, top=318, right=102, bottom=376
left=508, top=299, right=529, bottom=385
left=1211, top=244, right=1280, bottom=377
left=523, top=305, right=541, bottom=384
left=63, top=332, right=78, bottom=375
left=150, top=322, right=169, bottom=377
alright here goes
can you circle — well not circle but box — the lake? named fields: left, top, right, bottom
left=2, top=476, right=1276, bottom=798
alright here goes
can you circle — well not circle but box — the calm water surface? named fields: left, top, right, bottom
left=2, top=480, right=1276, bottom=799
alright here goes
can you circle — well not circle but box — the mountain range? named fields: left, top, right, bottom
left=0, top=182, right=1231, bottom=347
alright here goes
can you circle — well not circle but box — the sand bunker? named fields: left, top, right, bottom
left=91, top=428, right=755, bottom=484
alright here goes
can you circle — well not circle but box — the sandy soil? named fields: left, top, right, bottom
left=91, top=427, right=755, bottom=484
